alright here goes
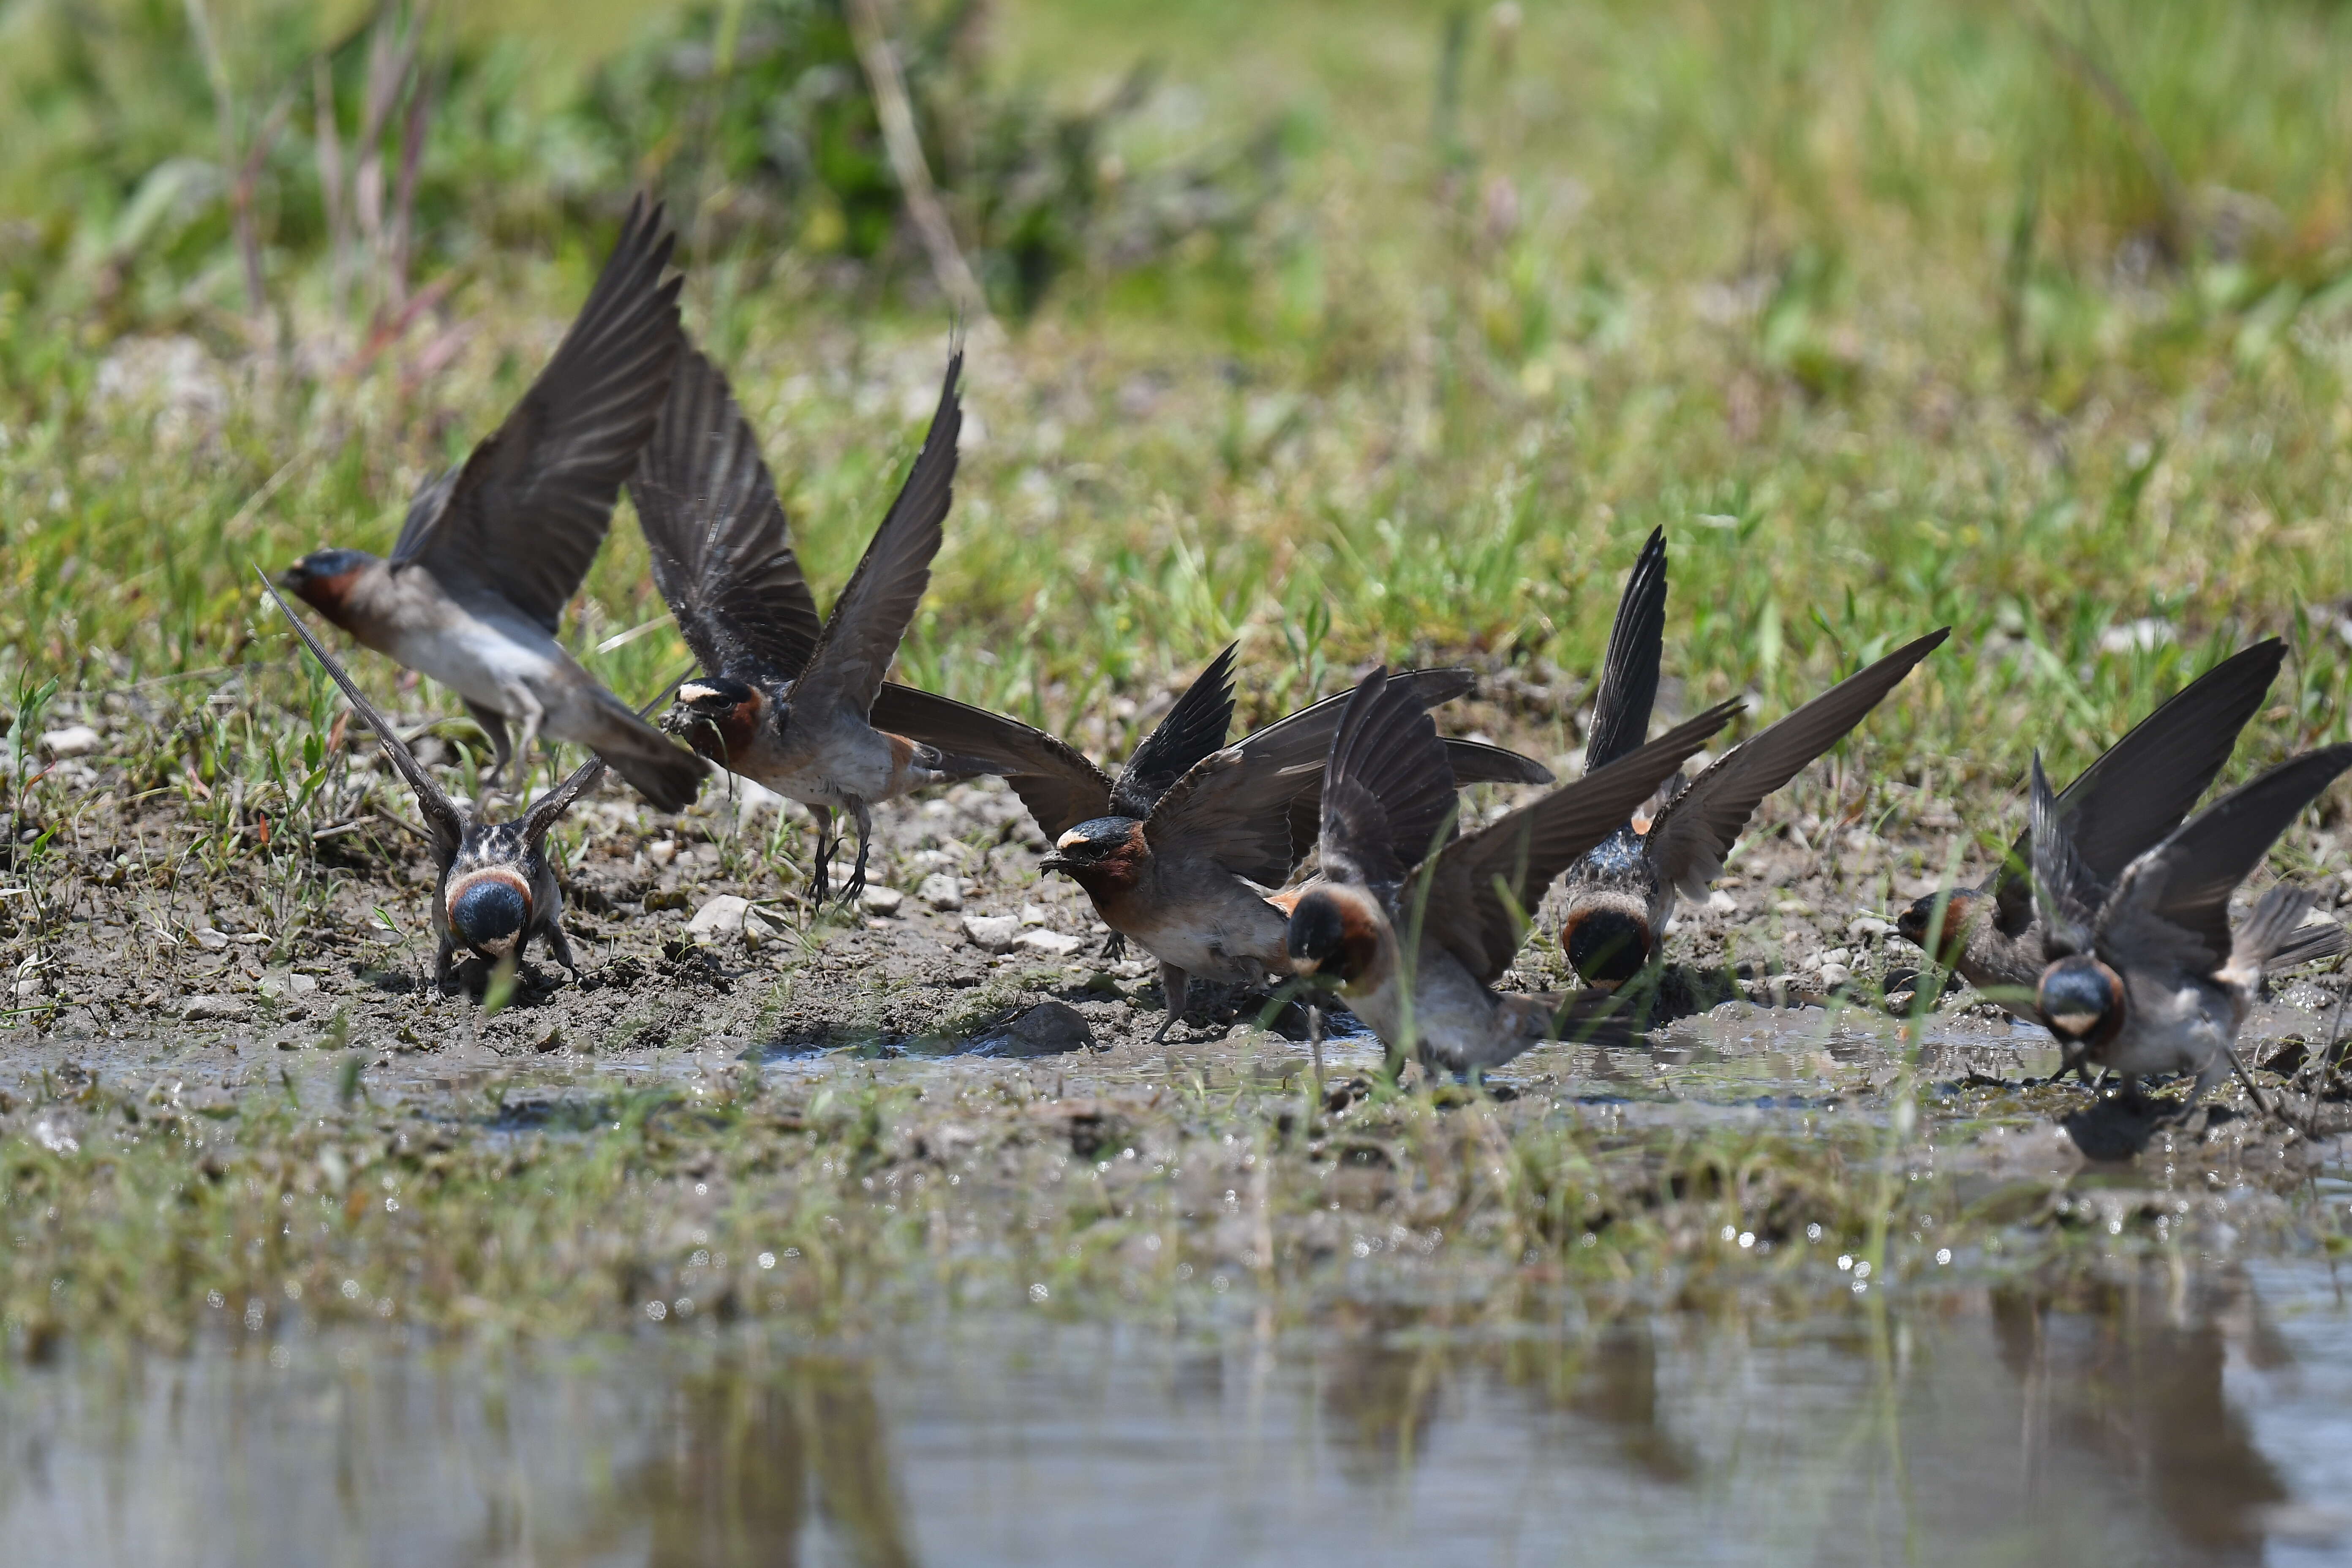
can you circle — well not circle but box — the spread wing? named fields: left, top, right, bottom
left=521, top=755, right=610, bottom=845
left=256, top=569, right=466, bottom=858
left=1283, top=735, right=1553, bottom=882
left=1585, top=526, right=1668, bottom=772
left=1111, top=645, right=1237, bottom=819
left=1423, top=700, right=1742, bottom=985
left=791, top=347, right=962, bottom=721
left=391, top=196, right=683, bottom=631
left=1645, top=628, right=1947, bottom=900
left=632, top=344, right=825, bottom=685
left=1992, top=637, right=2286, bottom=933
left=865, top=682, right=1113, bottom=838
left=2028, top=753, right=2100, bottom=960
left=1313, top=668, right=1462, bottom=894
left=2097, top=744, right=2352, bottom=976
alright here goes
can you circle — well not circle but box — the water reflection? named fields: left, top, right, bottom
left=4, top=1265, right=2347, bottom=1566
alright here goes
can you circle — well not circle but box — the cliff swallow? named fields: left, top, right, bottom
left=1286, top=667, right=1742, bottom=1073
left=281, top=196, right=703, bottom=812
left=1556, top=528, right=1948, bottom=986
left=1891, top=637, right=2341, bottom=1013
left=996, top=645, right=1553, bottom=1036
left=260, top=572, right=606, bottom=993
left=637, top=341, right=1015, bottom=905
left=2028, top=743, right=2352, bottom=1114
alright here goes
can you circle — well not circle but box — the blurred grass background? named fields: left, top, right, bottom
left=5, top=0, right=2352, bottom=807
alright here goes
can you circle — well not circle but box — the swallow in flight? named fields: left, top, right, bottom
left=282, top=196, right=703, bottom=811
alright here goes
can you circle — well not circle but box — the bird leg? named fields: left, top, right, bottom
left=542, top=920, right=581, bottom=982
left=807, top=806, right=835, bottom=905
left=841, top=801, right=874, bottom=905
left=1152, top=962, right=1191, bottom=1044
left=433, top=934, right=459, bottom=995
left=1100, top=931, right=1128, bottom=962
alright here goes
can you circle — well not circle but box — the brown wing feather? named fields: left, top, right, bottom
left=632, top=344, right=825, bottom=685
left=792, top=348, right=962, bottom=719
left=393, top=196, right=684, bottom=632
left=865, top=683, right=1112, bottom=837
left=1645, top=629, right=1946, bottom=901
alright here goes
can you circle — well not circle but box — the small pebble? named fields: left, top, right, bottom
left=861, top=886, right=905, bottom=917
left=38, top=724, right=101, bottom=758
left=1013, top=928, right=1082, bottom=958
left=920, top=874, right=964, bottom=912
left=963, top=914, right=1020, bottom=953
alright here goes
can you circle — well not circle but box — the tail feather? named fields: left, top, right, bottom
left=2224, top=884, right=2319, bottom=986
left=2270, top=912, right=2346, bottom=973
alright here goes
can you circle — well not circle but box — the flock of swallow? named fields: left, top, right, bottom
left=257, top=199, right=2352, bottom=1119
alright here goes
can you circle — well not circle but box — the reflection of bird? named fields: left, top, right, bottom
left=1286, top=667, right=1739, bottom=1073
left=281, top=197, right=702, bottom=811
left=1017, top=645, right=1550, bottom=1036
left=261, top=573, right=605, bottom=991
left=640, top=343, right=1011, bottom=906
left=1557, top=528, right=1948, bottom=985
left=1893, top=637, right=2347, bottom=1011
left=2029, top=742, right=2352, bottom=1113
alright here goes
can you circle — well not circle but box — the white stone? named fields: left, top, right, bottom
left=38, top=724, right=101, bottom=758
left=1818, top=962, right=1852, bottom=990
left=962, top=914, right=1020, bottom=953
left=688, top=895, right=753, bottom=938
left=193, top=927, right=231, bottom=951
left=182, top=995, right=249, bottom=1020
left=1019, top=903, right=1051, bottom=926
left=919, top=874, right=964, bottom=912
left=1847, top=915, right=1895, bottom=942
left=860, top=886, right=905, bottom=917
left=1013, top=928, right=1083, bottom=958
left=1707, top=890, right=1738, bottom=915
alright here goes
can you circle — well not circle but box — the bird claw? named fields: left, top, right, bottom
left=1100, top=931, right=1127, bottom=961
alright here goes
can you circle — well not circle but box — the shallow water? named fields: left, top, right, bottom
left=8, top=1259, right=2351, bottom=1566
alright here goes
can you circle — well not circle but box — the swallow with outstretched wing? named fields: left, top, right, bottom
left=281, top=196, right=703, bottom=811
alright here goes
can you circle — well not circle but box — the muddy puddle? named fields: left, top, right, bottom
left=3, top=1258, right=2349, bottom=1566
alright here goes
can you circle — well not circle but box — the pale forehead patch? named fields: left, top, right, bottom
left=678, top=682, right=725, bottom=705
left=1056, top=828, right=1087, bottom=849
left=2049, top=1010, right=2103, bottom=1037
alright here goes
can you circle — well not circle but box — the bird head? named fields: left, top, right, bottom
left=445, top=866, right=533, bottom=959
left=280, top=549, right=378, bottom=625
left=1562, top=906, right=1654, bottom=987
left=2035, top=954, right=2124, bottom=1054
left=1039, top=817, right=1150, bottom=890
left=666, top=677, right=765, bottom=765
left=1894, top=888, right=1977, bottom=969
left=1285, top=885, right=1383, bottom=988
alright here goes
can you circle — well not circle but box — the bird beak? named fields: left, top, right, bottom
left=1037, top=852, right=1074, bottom=875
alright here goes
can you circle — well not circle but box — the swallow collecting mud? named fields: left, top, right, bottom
left=261, top=573, right=607, bottom=994
left=637, top=341, right=1032, bottom=905
left=1285, top=667, right=1742, bottom=1074
left=1893, top=637, right=2341, bottom=1012
left=1556, top=528, right=1948, bottom=987
left=281, top=196, right=703, bottom=812
left=1013, top=645, right=1553, bottom=1036
left=2028, top=743, right=2352, bottom=1119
